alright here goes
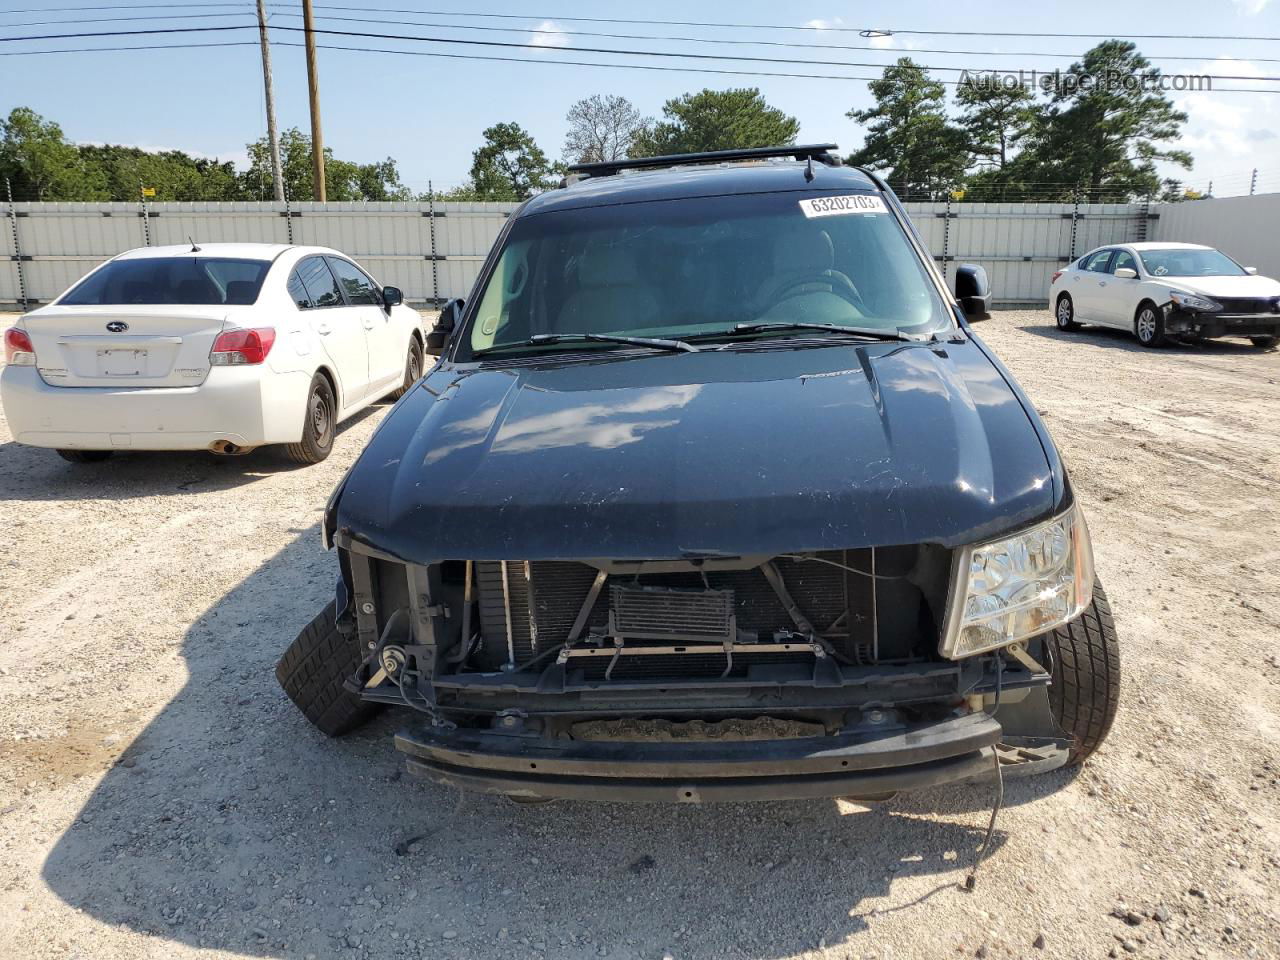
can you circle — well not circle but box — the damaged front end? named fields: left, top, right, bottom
left=331, top=537, right=1075, bottom=803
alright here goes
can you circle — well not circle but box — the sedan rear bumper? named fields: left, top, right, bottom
left=0, top=364, right=310, bottom=450
left=396, top=711, right=1002, bottom=803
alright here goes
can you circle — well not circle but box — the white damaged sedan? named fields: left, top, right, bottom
left=1, top=243, right=425, bottom=463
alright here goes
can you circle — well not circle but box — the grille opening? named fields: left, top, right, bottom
left=464, top=547, right=947, bottom=675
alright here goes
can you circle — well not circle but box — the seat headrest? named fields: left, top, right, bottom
left=773, top=229, right=835, bottom=275
left=577, top=243, right=641, bottom=286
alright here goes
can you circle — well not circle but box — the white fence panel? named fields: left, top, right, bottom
left=1151, top=193, right=1280, bottom=281
left=10, top=195, right=1274, bottom=309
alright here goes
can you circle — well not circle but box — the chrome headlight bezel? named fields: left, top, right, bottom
left=1168, top=291, right=1222, bottom=313
left=939, top=506, right=1095, bottom=660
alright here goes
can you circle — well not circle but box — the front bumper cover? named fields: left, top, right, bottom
left=1165, top=308, right=1280, bottom=339
left=396, top=711, right=1002, bottom=803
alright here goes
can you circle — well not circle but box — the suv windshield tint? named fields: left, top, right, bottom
left=61, top=257, right=271, bottom=306
left=461, top=190, right=949, bottom=358
left=1139, top=248, right=1245, bottom=278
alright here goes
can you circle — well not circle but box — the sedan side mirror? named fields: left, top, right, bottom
left=1246, top=266, right=1258, bottom=275
left=1113, top=267, right=1138, bottom=280
left=426, top=297, right=463, bottom=356
left=955, top=263, right=991, bottom=321
left=382, top=285, right=404, bottom=309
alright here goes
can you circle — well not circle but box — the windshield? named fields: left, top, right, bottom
left=1138, top=248, right=1246, bottom=278
left=61, top=257, right=272, bottom=306
left=459, top=190, right=949, bottom=359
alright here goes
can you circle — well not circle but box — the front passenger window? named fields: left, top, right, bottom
left=1110, top=251, right=1137, bottom=274
left=327, top=258, right=381, bottom=306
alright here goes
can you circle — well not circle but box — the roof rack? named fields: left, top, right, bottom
left=565, top=143, right=842, bottom=181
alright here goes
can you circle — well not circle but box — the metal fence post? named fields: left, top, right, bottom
left=6, top=178, right=28, bottom=310
left=139, top=182, right=151, bottom=246
left=427, top=179, right=439, bottom=305
left=1250, top=168, right=1258, bottom=196
left=1068, top=190, right=1080, bottom=260
left=284, top=189, right=294, bottom=244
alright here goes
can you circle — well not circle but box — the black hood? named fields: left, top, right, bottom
left=334, top=338, right=1060, bottom=563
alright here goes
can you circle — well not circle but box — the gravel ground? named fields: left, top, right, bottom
left=1, top=310, right=1278, bottom=960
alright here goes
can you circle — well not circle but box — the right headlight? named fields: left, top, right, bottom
left=940, top=506, right=1095, bottom=660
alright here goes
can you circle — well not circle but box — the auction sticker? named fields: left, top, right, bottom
left=799, top=194, right=888, bottom=218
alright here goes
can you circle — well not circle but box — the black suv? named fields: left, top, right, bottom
left=278, top=145, right=1119, bottom=804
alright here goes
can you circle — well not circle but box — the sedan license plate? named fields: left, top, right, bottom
left=97, top=348, right=147, bottom=377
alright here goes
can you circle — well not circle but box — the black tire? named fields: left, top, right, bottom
left=1249, top=335, right=1278, bottom=350
left=56, top=449, right=114, bottom=463
left=387, top=336, right=424, bottom=401
left=1044, top=583, right=1120, bottom=765
left=1134, top=301, right=1166, bottom=348
left=276, top=601, right=381, bottom=737
left=285, top=373, right=336, bottom=465
left=1055, top=294, right=1081, bottom=331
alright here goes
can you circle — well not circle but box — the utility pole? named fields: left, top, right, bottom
left=302, top=0, right=326, bottom=201
left=256, top=0, right=284, bottom=202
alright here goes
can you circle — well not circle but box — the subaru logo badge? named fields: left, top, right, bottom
left=106, top=321, right=129, bottom=333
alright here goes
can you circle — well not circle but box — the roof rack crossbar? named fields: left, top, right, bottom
left=567, top=144, right=841, bottom=179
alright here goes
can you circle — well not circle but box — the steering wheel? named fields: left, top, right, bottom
left=764, top=270, right=867, bottom=314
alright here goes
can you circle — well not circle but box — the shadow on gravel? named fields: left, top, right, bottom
left=45, top=526, right=1071, bottom=960
left=0, top=407, right=380, bottom=503
left=1015, top=322, right=1270, bottom=357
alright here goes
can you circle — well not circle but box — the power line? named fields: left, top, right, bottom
left=265, top=40, right=1280, bottom=93
left=0, top=13, right=254, bottom=27
left=299, top=6, right=1280, bottom=43
left=5, top=19, right=1274, bottom=84
left=0, top=39, right=257, bottom=55
left=0, top=2, right=245, bottom=11
left=273, top=10, right=1280, bottom=65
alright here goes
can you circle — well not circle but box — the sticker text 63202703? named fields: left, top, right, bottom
left=799, top=194, right=889, bottom=218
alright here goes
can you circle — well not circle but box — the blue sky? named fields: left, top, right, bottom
left=3, top=0, right=1279, bottom=196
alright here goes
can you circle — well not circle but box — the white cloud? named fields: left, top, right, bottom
left=1165, top=58, right=1280, bottom=192
left=529, top=19, right=570, bottom=47
left=1231, top=0, right=1270, bottom=14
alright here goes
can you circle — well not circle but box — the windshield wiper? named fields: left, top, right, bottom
left=724, top=322, right=912, bottom=341
left=475, top=332, right=699, bottom=356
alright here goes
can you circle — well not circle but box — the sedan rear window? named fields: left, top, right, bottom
left=61, top=257, right=271, bottom=306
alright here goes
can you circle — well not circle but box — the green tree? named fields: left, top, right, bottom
left=846, top=58, right=968, bottom=199
left=467, top=122, right=558, bottom=200
left=955, top=74, right=1037, bottom=168
left=562, top=94, right=648, bottom=164
left=243, top=128, right=413, bottom=201
left=629, top=88, right=799, bottom=157
left=78, top=144, right=241, bottom=201
left=1017, top=41, right=1192, bottom=201
left=0, top=107, right=104, bottom=200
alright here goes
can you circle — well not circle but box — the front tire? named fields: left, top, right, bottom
left=387, top=336, right=424, bottom=401
left=1249, top=335, right=1278, bottom=350
left=1055, top=294, right=1080, bottom=331
left=1135, top=302, right=1166, bottom=348
left=276, top=601, right=381, bottom=737
left=285, top=373, right=336, bottom=465
left=56, top=449, right=113, bottom=463
left=1043, top=583, right=1120, bottom=765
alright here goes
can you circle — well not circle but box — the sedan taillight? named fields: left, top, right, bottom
left=3, top=327, right=36, bottom=366
left=210, top=327, right=276, bottom=365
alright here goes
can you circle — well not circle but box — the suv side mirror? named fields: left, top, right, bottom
left=955, top=263, right=991, bottom=321
left=1113, top=267, right=1138, bottom=280
left=426, top=298, right=463, bottom=356
left=382, top=285, right=404, bottom=309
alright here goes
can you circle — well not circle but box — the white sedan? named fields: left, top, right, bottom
left=1, top=243, right=425, bottom=463
left=1050, top=241, right=1280, bottom=349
